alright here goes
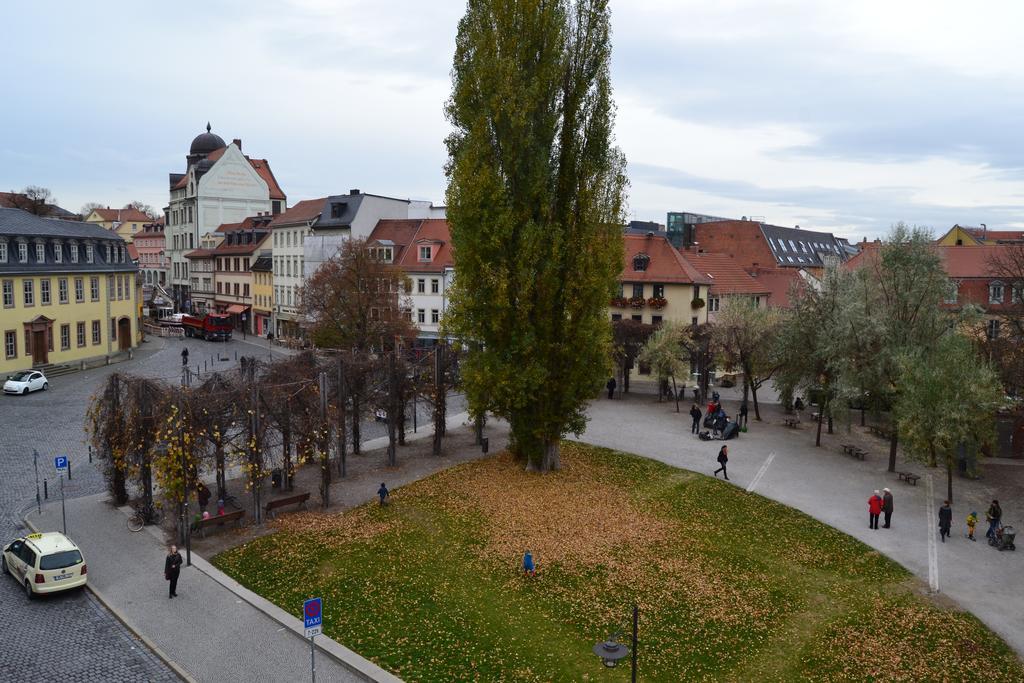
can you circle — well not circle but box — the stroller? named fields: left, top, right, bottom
left=989, top=524, right=1016, bottom=551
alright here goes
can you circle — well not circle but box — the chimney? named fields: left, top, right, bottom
left=349, top=189, right=361, bottom=195
left=233, top=138, right=242, bottom=150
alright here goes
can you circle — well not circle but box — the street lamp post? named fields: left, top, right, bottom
left=592, top=604, right=638, bottom=681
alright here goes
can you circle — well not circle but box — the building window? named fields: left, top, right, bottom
left=611, top=313, right=622, bottom=321
left=417, top=309, right=425, bottom=324
left=23, top=279, right=34, bottom=306
left=36, top=243, right=45, bottom=262
left=77, top=322, right=86, bottom=347
left=60, top=324, right=70, bottom=350
left=989, top=282, right=1004, bottom=304
left=243, top=284, right=250, bottom=298
left=419, top=245, right=432, bottom=262
left=708, top=296, right=720, bottom=313
left=0, top=242, right=6, bottom=262
left=116, top=276, right=123, bottom=300
left=90, top=277, right=99, bottom=301
left=54, top=243, right=62, bottom=263
left=125, top=276, right=131, bottom=300
left=19, top=242, right=28, bottom=262
left=632, top=314, right=642, bottom=322
left=632, top=283, right=644, bottom=299
left=651, top=315, right=663, bottom=325
left=417, top=278, right=426, bottom=294
left=70, top=244, right=79, bottom=263
left=92, top=320, right=101, bottom=345
left=4, top=330, right=15, bottom=359
left=431, top=309, right=440, bottom=324
left=86, top=245, right=94, bottom=263
left=233, top=283, right=240, bottom=297
left=59, top=278, right=68, bottom=304
left=111, top=318, right=117, bottom=341
left=40, top=279, right=51, bottom=305
left=75, top=278, right=85, bottom=303
left=331, top=202, right=343, bottom=219
left=632, top=253, right=650, bottom=272
left=987, top=319, right=1001, bottom=340
left=217, top=282, right=223, bottom=295
left=753, top=296, right=761, bottom=307
left=2, top=280, right=12, bottom=308
left=431, top=279, right=440, bottom=294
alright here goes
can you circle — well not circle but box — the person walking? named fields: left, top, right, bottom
left=606, top=377, right=616, bottom=400
left=986, top=500, right=1002, bottom=540
left=738, top=401, right=749, bottom=428
left=196, top=482, right=211, bottom=513
left=868, top=490, right=883, bottom=530
left=938, top=500, right=953, bottom=543
left=713, top=445, right=729, bottom=480
left=164, top=545, right=183, bottom=598
left=690, top=404, right=702, bottom=435
left=966, top=511, right=978, bottom=541
left=881, top=488, right=894, bottom=528
left=378, top=482, right=390, bottom=507
left=181, top=347, right=189, bottom=367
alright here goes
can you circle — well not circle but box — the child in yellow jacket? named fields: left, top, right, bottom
left=966, top=511, right=978, bottom=541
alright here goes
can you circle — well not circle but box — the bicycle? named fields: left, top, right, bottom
left=127, top=501, right=163, bottom=532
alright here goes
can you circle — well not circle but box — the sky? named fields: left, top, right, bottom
left=1, top=0, right=1022, bottom=240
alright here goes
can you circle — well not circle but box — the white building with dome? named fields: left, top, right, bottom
left=165, top=123, right=286, bottom=311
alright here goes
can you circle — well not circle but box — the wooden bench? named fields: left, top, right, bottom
left=194, top=509, right=245, bottom=537
left=897, top=471, right=920, bottom=486
left=841, top=443, right=855, bottom=454
left=264, top=491, right=311, bottom=519
left=783, top=417, right=801, bottom=428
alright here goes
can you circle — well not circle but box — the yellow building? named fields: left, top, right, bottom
left=250, top=254, right=273, bottom=337
left=611, top=233, right=713, bottom=326
left=936, top=224, right=1024, bottom=246
left=84, top=207, right=153, bottom=243
left=1, top=207, right=138, bottom=374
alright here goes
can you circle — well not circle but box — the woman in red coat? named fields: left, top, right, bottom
left=868, top=490, right=883, bottom=530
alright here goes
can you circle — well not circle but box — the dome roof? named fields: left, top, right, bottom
left=189, top=122, right=226, bottom=155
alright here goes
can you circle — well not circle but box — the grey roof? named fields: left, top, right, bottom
left=0, top=208, right=125, bottom=241
left=759, top=223, right=848, bottom=268
left=250, top=255, right=272, bottom=272
left=0, top=208, right=135, bottom=275
left=313, top=194, right=366, bottom=230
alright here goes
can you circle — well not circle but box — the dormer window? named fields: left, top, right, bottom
left=54, top=243, right=62, bottom=263
left=36, top=243, right=45, bottom=262
left=106, top=244, right=112, bottom=262
left=86, top=245, right=94, bottom=263
left=419, top=245, right=432, bottom=262
left=19, top=242, right=28, bottom=262
left=70, top=244, right=79, bottom=263
left=632, top=253, right=650, bottom=272
left=330, top=202, right=344, bottom=219
left=0, top=241, right=6, bottom=263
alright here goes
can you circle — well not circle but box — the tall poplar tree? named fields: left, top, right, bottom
left=445, top=0, right=627, bottom=471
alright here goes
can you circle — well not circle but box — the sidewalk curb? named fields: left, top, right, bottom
left=23, top=513, right=196, bottom=683
left=187, top=552, right=402, bottom=683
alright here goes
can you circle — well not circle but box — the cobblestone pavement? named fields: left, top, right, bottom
left=0, top=333, right=463, bottom=681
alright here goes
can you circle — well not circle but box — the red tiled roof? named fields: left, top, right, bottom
left=680, top=251, right=770, bottom=295
left=126, top=243, right=139, bottom=261
left=90, top=207, right=151, bottom=223
left=270, top=198, right=327, bottom=227
left=748, top=269, right=803, bottom=308
left=847, top=242, right=1007, bottom=279
left=622, top=234, right=713, bottom=285
left=367, top=219, right=454, bottom=272
left=211, top=232, right=270, bottom=256
left=964, top=228, right=1024, bottom=241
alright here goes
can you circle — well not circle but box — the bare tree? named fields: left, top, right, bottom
left=124, top=200, right=158, bottom=219
left=5, top=186, right=57, bottom=216
left=80, top=202, right=105, bottom=217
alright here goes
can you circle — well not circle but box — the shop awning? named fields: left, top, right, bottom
left=225, top=304, right=248, bottom=314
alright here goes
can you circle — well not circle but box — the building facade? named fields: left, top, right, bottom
left=270, top=198, right=325, bottom=339
left=1, top=208, right=138, bottom=374
left=84, top=207, right=152, bottom=243
left=134, top=221, right=167, bottom=286
left=211, top=216, right=271, bottom=333
left=250, top=255, right=273, bottom=337
left=611, top=233, right=712, bottom=327
left=165, top=124, right=285, bottom=312
left=368, top=218, right=454, bottom=344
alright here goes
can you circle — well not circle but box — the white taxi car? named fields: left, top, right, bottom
left=2, top=532, right=87, bottom=598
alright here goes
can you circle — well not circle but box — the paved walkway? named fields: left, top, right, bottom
left=576, top=394, right=1024, bottom=657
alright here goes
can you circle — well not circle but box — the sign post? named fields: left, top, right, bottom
left=303, top=597, right=323, bottom=683
left=54, top=456, right=68, bottom=534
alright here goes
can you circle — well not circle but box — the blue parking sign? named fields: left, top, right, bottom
left=303, top=597, right=323, bottom=637
left=54, top=456, right=68, bottom=473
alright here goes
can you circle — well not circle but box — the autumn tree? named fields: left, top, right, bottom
left=5, top=186, right=56, bottom=216
left=445, top=0, right=628, bottom=471
left=987, top=245, right=1024, bottom=396
left=611, top=319, right=655, bottom=395
left=895, top=333, right=1003, bottom=502
left=713, top=298, right=781, bottom=420
left=638, top=321, right=693, bottom=412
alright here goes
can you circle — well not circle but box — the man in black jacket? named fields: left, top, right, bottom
left=165, top=545, right=183, bottom=598
left=882, top=488, right=894, bottom=528
left=938, top=501, right=953, bottom=543
left=689, top=404, right=702, bottom=435
left=713, top=445, right=729, bottom=480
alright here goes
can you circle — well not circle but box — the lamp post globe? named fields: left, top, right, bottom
left=592, top=637, right=629, bottom=668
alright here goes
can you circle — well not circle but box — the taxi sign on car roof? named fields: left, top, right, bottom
left=26, top=533, right=42, bottom=539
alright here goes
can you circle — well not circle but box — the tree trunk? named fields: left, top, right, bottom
left=215, top=441, right=227, bottom=500
left=671, top=374, right=680, bottom=413
left=751, top=382, right=762, bottom=422
left=815, top=406, right=824, bottom=447
left=888, top=431, right=898, bottom=473
left=351, top=391, right=361, bottom=455
left=946, top=457, right=954, bottom=503
left=526, top=439, right=561, bottom=472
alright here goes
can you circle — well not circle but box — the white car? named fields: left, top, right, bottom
left=2, top=532, right=87, bottom=598
left=3, top=370, right=48, bottom=395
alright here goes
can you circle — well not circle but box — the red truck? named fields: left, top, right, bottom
left=181, top=314, right=233, bottom=341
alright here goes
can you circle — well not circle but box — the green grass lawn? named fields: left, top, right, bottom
left=213, top=443, right=1023, bottom=681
